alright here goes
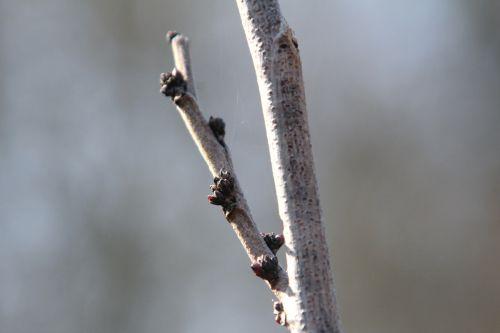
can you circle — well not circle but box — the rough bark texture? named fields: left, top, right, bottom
left=162, top=32, right=289, bottom=296
left=235, top=1, right=343, bottom=332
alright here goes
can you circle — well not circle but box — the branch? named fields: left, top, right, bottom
left=235, top=1, right=343, bottom=332
left=160, top=31, right=289, bottom=303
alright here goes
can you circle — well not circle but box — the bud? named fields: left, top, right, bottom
left=251, top=255, right=279, bottom=285
left=208, top=195, right=223, bottom=205
left=208, top=116, right=226, bottom=143
left=261, top=233, right=285, bottom=254
left=159, top=69, right=187, bottom=100
left=273, top=302, right=286, bottom=326
left=207, top=168, right=236, bottom=215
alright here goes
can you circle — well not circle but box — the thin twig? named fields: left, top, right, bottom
left=160, top=31, right=289, bottom=297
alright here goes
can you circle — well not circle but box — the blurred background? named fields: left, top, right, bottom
left=1, top=0, right=499, bottom=332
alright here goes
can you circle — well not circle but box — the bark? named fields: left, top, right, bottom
left=235, top=1, right=343, bottom=332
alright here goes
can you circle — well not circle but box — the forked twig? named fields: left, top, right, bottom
left=160, top=31, right=289, bottom=303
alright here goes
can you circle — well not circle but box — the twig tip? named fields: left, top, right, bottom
left=166, top=30, right=179, bottom=43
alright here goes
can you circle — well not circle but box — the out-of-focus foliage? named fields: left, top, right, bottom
left=1, top=1, right=499, bottom=332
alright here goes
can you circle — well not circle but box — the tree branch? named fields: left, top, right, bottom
left=235, top=1, right=343, bottom=332
left=160, top=31, right=289, bottom=301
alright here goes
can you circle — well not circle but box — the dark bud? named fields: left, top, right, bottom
left=217, top=178, right=233, bottom=195
left=209, top=116, right=226, bottom=146
left=159, top=68, right=187, bottom=100
left=251, top=255, right=279, bottom=286
left=208, top=168, right=236, bottom=215
left=261, top=233, right=285, bottom=254
left=209, top=117, right=225, bottom=137
left=219, top=168, right=230, bottom=178
left=207, top=195, right=224, bottom=205
left=213, top=190, right=224, bottom=199
left=274, top=302, right=283, bottom=312
left=273, top=302, right=287, bottom=326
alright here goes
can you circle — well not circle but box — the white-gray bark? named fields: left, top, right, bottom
left=235, top=1, right=343, bottom=332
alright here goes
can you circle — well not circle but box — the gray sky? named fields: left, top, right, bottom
left=1, top=1, right=499, bottom=332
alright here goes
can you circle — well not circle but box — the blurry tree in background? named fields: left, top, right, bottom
left=1, top=1, right=499, bottom=333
